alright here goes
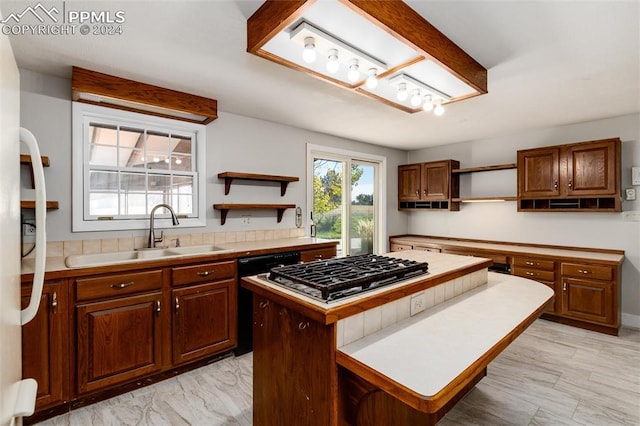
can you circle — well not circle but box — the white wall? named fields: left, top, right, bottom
left=18, top=69, right=408, bottom=246
left=406, top=114, right=640, bottom=325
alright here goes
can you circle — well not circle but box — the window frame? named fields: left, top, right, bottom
left=306, top=144, right=387, bottom=255
left=72, top=102, right=207, bottom=232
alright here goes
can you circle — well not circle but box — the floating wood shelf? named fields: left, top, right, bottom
left=20, top=201, right=59, bottom=210
left=20, top=154, right=51, bottom=189
left=213, top=203, right=296, bottom=225
left=452, top=163, right=516, bottom=174
left=217, top=172, right=299, bottom=196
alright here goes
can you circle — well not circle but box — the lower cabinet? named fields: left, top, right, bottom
left=75, top=291, right=165, bottom=394
left=512, top=256, right=557, bottom=314
left=172, top=280, right=236, bottom=365
left=561, top=263, right=615, bottom=326
left=300, top=246, right=337, bottom=262
left=21, top=280, right=68, bottom=411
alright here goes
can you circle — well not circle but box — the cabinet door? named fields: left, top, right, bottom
left=21, top=281, right=68, bottom=410
left=518, top=147, right=560, bottom=197
left=565, top=140, right=618, bottom=196
left=421, top=161, right=450, bottom=200
left=562, top=278, right=613, bottom=325
left=398, top=164, right=421, bottom=201
left=76, top=292, right=164, bottom=394
left=172, top=280, right=236, bottom=365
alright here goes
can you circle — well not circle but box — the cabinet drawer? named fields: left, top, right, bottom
left=512, top=267, right=555, bottom=282
left=512, top=257, right=555, bottom=271
left=562, top=263, right=613, bottom=281
left=300, top=248, right=337, bottom=262
left=390, top=243, right=412, bottom=252
left=76, top=270, right=163, bottom=301
left=172, top=260, right=236, bottom=286
left=413, top=246, right=441, bottom=253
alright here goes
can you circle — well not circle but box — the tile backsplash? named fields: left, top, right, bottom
left=23, top=227, right=306, bottom=259
left=336, top=269, right=488, bottom=348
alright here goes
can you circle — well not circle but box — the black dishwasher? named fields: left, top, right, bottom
left=236, top=251, right=301, bottom=355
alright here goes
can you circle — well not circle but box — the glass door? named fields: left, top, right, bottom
left=312, top=156, right=379, bottom=256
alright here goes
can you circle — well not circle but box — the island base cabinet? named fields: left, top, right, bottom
left=21, top=280, right=68, bottom=412
left=76, top=292, right=164, bottom=394
left=172, top=280, right=236, bottom=365
left=252, top=295, right=338, bottom=425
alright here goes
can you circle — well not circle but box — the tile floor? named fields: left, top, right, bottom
left=35, top=319, right=640, bottom=425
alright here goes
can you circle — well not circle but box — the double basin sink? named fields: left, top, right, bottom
left=64, top=245, right=232, bottom=268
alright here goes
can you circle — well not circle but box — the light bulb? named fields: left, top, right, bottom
left=153, top=157, right=160, bottom=163
left=365, top=68, right=378, bottom=89
left=164, top=157, right=169, bottom=163
left=396, top=83, right=408, bottom=101
left=423, top=95, right=434, bottom=112
left=347, top=59, right=360, bottom=83
left=175, top=158, right=182, bottom=165
left=434, top=99, right=445, bottom=116
left=326, top=49, right=339, bottom=74
left=410, top=89, right=422, bottom=107
left=302, top=37, right=316, bottom=64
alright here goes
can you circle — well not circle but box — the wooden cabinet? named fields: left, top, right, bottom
left=300, top=246, right=337, bottom=262
left=21, top=280, right=68, bottom=411
left=512, top=256, right=557, bottom=313
left=560, top=262, right=616, bottom=326
left=171, top=261, right=237, bottom=365
left=518, top=138, right=621, bottom=211
left=398, top=160, right=460, bottom=211
left=74, top=269, right=166, bottom=394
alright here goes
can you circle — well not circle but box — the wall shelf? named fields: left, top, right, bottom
left=20, top=154, right=50, bottom=189
left=453, top=197, right=517, bottom=203
left=452, top=163, right=516, bottom=174
left=217, top=172, right=299, bottom=196
left=20, top=201, right=59, bottom=210
left=213, top=203, right=296, bottom=225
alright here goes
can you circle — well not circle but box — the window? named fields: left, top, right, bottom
left=72, top=103, right=206, bottom=231
left=307, top=145, right=386, bottom=256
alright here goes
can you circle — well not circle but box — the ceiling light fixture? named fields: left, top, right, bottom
left=302, top=37, right=316, bottom=64
left=248, top=1, right=487, bottom=114
left=347, top=59, right=360, bottom=83
left=366, top=68, right=378, bottom=89
left=326, top=49, right=339, bottom=74
left=397, top=83, right=408, bottom=102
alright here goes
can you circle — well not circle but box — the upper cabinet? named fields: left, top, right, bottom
left=398, top=160, right=460, bottom=211
left=517, top=138, right=621, bottom=212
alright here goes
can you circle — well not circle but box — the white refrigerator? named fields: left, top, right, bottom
left=1, top=11, right=46, bottom=426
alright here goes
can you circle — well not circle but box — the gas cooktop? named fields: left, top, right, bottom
left=268, top=254, right=429, bottom=303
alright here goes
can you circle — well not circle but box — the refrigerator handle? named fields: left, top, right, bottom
left=19, top=127, right=47, bottom=326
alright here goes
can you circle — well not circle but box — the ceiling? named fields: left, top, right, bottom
left=3, top=0, right=639, bottom=150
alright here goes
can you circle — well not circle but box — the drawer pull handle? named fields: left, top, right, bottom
left=196, top=271, right=212, bottom=277
left=563, top=282, right=567, bottom=291
left=315, top=255, right=323, bottom=260
left=156, top=300, right=161, bottom=314
left=175, top=297, right=180, bottom=313
left=526, top=271, right=534, bottom=276
left=259, top=301, right=269, bottom=309
left=111, top=281, right=134, bottom=289
left=298, top=321, right=309, bottom=330
left=526, top=262, right=534, bottom=265
left=51, top=291, right=58, bottom=314
left=577, top=269, right=591, bottom=274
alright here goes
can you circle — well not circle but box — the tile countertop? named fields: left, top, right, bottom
left=393, top=236, right=624, bottom=264
left=20, top=237, right=336, bottom=275
left=336, top=272, right=554, bottom=410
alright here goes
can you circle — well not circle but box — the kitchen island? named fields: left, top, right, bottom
left=241, top=250, right=553, bottom=425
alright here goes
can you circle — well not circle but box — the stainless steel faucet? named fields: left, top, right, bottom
left=148, top=204, right=180, bottom=248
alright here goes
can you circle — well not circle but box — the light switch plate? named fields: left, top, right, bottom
left=626, top=188, right=637, bottom=201
left=632, top=166, right=640, bottom=185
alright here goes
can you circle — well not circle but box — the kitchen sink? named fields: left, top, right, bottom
left=64, top=245, right=232, bottom=268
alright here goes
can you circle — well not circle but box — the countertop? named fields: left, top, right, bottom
left=21, top=237, right=337, bottom=276
left=391, top=235, right=624, bottom=264
left=336, top=272, right=554, bottom=412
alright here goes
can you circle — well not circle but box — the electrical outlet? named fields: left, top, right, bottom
left=410, top=292, right=426, bottom=316
left=625, top=188, right=636, bottom=201
left=241, top=215, right=251, bottom=225
left=23, top=221, right=36, bottom=236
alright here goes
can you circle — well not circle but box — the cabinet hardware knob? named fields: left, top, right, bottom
left=196, top=271, right=212, bottom=277
left=298, top=321, right=309, bottom=330
left=415, top=190, right=419, bottom=196
left=111, top=281, right=134, bottom=289
left=259, top=300, right=269, bottom=309
left=175, top=297, right=180, bottom=313
left=156, top=300, right=161, bottom=314
left=423, top=189, right=427, bottom=196
left=563, top=283, right=567, bottom=291
left=315, top=255, right=323, bottom=260
left=577, top=269, right=590, bottom=274
left=526, top=262, right=533, bottom=265
left=526, top=271, right=534, bottom=276
left=554, top=181, right=558, bottom=190
left=51, top=291, right=58, bottom=314
left=568, top=180, right=572, bottom=188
